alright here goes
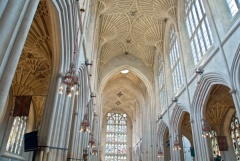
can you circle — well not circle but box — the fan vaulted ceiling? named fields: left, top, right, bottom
left=102, top=71, right=145, bottom=115
left=98, top=0, right=177, bottom=67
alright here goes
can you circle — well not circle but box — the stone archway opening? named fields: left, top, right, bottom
left=204, top=84, right=236, bottom=161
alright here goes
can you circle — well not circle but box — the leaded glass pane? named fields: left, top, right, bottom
left=226, top=0, right=239, bottom=16
left=159, top=68, right=164, bottom=90
left=169, top=26, right=183, bottom=93
left=230, top=113, right=240, bottom=160
left=185, top=0, right=213, bottom=65
left=159, top=56, right=166, bottom=113
left=6, top=116, right=27, bottom=155
left=160, top=88, right=167, bottom=112
left=210, top=130, right=221, bottom=159
left=105, top=113, right=127, bottom=161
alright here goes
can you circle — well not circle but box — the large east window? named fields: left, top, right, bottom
left=105, top=113, right=127, bottom=161
left=169, top=25, right=183, bottom=93
left=6, top=116, right=27, bottom=155
left=185, top=0, right=213, bottom=65
left=226, top=0, right=240, bottom=16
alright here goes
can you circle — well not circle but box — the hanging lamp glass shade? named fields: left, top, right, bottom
left=80, top=114, right=90, bottom=133
left=157, top=148, right=164, bottom=157
left=88, top=135, right=96, bottom=148
left=59, top=63, right=79, bottom=96
left=83, top=149, right=88, bottom=161
left=173, top=136, right=181, bottom=151
left=202, top=120, right=211, bottom=138
left=92, top=148, right=98, bottom=155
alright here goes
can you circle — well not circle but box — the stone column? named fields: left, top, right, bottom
left=0, top=0, right=28, bottom=74
left=0, top=0, right=39, bottom=125
left=191, top=117, right=210, bottom=161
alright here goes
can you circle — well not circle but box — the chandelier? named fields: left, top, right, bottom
left=173, top=136, right=181, bottom=151
left=202, top=120, right=212, bottom=137
left=88, top=134, right=96, bottom=148
left=80, top=114, right=90, bottom=133
left=92, top=148, right=98, bottom=155
left=157, top=147, right=164, bottom=158
left=59, top=63, right=79, bottom=97
left=59, top=0, right=88, bottom=97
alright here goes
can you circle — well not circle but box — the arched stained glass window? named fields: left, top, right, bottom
left=185, top=0, right=213, bottom=65
left=210, top=130, right=221, bottom=159
left=226, top=0, right=240, bottom=16
left=105, top=113, right=127, bottom=161
left=6, top=116, right=27, bottom=155
left=230, top=113, right=240, bottom=160
left=169, top=25, right=183, bottom=93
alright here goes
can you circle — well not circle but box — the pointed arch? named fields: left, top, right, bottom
left=170, top=105, right=185, bottom=135
left=231, top=44, right=240, bottom=96
left=158, top=120, right=168, bottom=146
left=190, top=72, right=230, bottom=161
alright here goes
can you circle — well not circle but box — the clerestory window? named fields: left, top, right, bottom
left=185, top=0, right=213, bottom=65
left=159, top=60, right=167, bottom=112
left=169, top=25, right=183, bottom=94
left=226, top=0, right=240, bottom=16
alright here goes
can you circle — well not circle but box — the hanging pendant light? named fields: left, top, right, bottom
left=173, top=136, right=181, bottom=151
left=59, top=63, right=79, bottom=96
left=79, top=0, right=85, bottom=13
left=80, top=114, right=90, bottom=133
left=157, top=147, right=164, bottom=158
left=83, top=148, right=88, bottom=161
left=202, top=120, right=211, bottom=138
left=92, top=148, right=98, bottom=155
left=59, top=84, right=63, bottom=94
left=88, top=134, right=96, bottom=148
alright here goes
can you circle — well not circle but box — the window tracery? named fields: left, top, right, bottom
left=6, top=116, right=27, bottom=155
left=105, top=113, right=127, bottom=161
left=230, top=113, right=240, bottom=160
left=169, top=26, right=183, bottom=93
left=185, top=0, right=213, bottom=65
left=226, top=0, right=240, bottom=16
left=159, top=58, right=167, bottom=112
left=159, top=88, right=167, bottom=112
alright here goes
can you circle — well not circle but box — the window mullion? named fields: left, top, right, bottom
left=192, top=36, right=198, bottom=63
left=196, top=27, right=204, bottom=58
left=235, top=0, right=240, bottom=8
left=190, top=9, right=197, bottom=30
left=199, top=20, right=207, bottom=53
left=11, top=118, right=20, bottom=153
left=204, top=18, right=213, bottom=46
left=186, top=15, right=193, bottom=36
